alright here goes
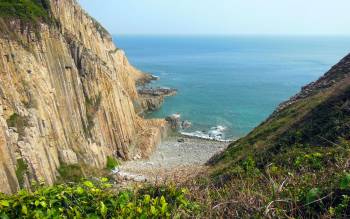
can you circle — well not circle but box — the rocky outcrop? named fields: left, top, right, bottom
left=275, top=53, right=350, bottom=114
left=0, top=0, right=167, bottom=193
left=138, top=87, right=177, bottom=113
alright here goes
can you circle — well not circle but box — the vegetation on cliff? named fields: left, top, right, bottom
left=0, top=179, right=198, bottom=218
left=0, top=0, right=51, bottom=22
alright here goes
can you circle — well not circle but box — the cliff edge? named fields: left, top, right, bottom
left=0, top=0, right=167, bottom=193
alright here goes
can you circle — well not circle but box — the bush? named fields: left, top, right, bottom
left=0, top=179, right=198, bottom=218
left=294, top=152, right=324, bottom=171
left=106, top=156, right=119, bottom=170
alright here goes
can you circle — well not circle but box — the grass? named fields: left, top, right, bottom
left=184, top=140, right=350, bottom=218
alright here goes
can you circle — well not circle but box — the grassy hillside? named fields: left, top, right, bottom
left=190, top=54, right=350, bottom=217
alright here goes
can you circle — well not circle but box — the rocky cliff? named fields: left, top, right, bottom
left=0, top=0, right=167, bottom=194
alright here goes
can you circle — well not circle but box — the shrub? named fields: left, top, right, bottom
left=294, top=152, right=324, bottom=171
left=106, top=156, right=119, bottom=170
left=15, top=159, right=28, bottom=188
left=0, top=179, right=198, bottom=218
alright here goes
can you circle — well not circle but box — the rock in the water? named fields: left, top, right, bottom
left=165, top=113, right=181, bottom=129
left=138, top=87, right=177, bottom=113
left=181, top=120, right=192, bottom=129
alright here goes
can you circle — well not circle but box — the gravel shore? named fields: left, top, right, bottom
left=118, top=136, right=229, bottom=183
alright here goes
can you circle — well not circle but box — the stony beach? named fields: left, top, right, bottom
left=115, top=136, right=229, bottom=183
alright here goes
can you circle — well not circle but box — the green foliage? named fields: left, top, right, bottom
left=329, top=195, right=350, bottom=217
left=106, top=156, right=119, bottom=170
left=0, top=180, right=198, bottom=218
left=15, top=159, right=28, bottom=188
left=294, top=152, right=323, bottom=171
left=0, top=0, right=51, bottom=22
left=340, top=173, right=350, bottom=189
left=305, top=188, right=321, bottom=204
left=241, top=156, right=260, bottom=176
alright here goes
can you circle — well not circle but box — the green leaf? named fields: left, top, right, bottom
left=340, top=173, right=350, bottom=189
left=150, top=205, right=158, bottom=215
left=21, top=205, right=28, bottom=215
left=75, top=186, right=84, bottom=195
left=83, top=181, right=94, bottom=188
left=144, top=194, right=151, bottom=204
left=40, top=201, right=47, bottom=208
left=100, top=201, right=107, bottom=218
left=0, top=200, right=10, bottom=207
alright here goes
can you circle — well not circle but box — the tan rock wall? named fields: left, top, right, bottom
left=0, top=0, right=167, bottom=193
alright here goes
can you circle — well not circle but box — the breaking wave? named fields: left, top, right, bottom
left=180, top=125, right=233, bottom=142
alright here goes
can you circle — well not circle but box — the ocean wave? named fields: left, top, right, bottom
left=180, top=125, right=233, bottom=142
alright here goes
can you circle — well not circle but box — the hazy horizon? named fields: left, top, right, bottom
left=78, top=0, right=350, bottom=36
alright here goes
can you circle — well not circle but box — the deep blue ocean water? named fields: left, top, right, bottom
left=113, top=36, right=350, bottom=140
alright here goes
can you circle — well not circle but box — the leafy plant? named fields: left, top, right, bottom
left=0, top=179, right=198, bottom=218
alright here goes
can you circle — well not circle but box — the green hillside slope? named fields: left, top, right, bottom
left=199, top=53, right=350, bottom=217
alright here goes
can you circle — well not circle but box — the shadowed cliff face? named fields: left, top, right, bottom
left=0, top=0, right=167, bottom=194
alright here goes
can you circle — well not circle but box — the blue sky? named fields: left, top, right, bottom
left=78, top=0, right=350, bottom=35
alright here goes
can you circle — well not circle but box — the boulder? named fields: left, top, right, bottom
left=181, top=120, right=192, bottom=129
left=165, top=113, right=181, bottom=129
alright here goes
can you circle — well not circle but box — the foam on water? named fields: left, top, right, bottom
left=180, top=125, right=233, bottom=142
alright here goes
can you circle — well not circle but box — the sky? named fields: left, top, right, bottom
left=78, top=0, right=350, bottom=36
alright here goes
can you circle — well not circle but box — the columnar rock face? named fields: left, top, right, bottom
left=0, top=0, right=167, bottom=194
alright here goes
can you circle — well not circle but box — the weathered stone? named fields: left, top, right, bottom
left=0, top=0, right=168, bottom=193
left=59, top=149, right=78, bottom=165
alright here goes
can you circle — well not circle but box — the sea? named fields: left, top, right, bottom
left=113, top=35, right=350, bottom=140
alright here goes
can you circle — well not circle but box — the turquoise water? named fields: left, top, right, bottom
left=114, top=36, right=350, bottom=139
